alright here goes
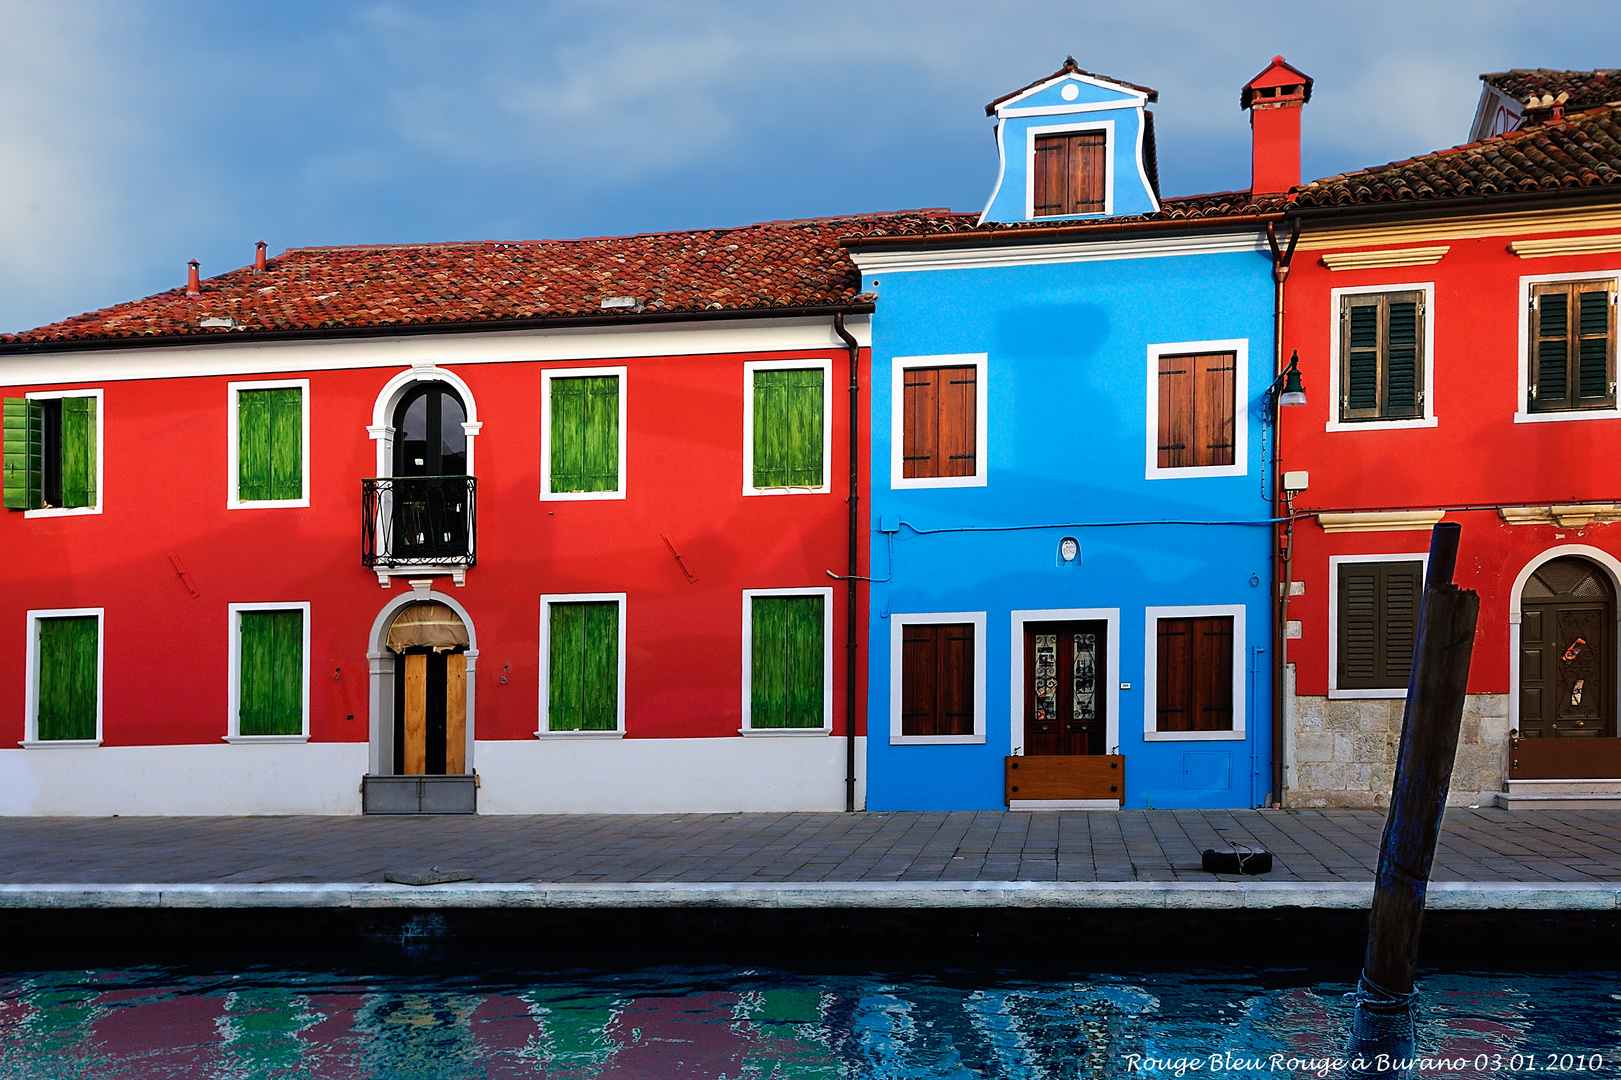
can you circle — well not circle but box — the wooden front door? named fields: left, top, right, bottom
left=393, top=648, right=468, bottom=774
left=1022, top=621, right=1107, bottom=755
left=1519, top=556, right=1615, bottom=739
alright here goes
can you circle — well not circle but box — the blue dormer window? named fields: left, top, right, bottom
left=1033, top=128, right=1107, bottom=217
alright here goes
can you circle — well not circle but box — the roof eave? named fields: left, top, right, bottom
left=841, top=212, right=1284, bottom=251
left=1287, top=181, right=1621, bottom=225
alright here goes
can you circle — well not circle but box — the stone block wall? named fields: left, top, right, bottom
left=1285, top=692, right=1509, bottom=808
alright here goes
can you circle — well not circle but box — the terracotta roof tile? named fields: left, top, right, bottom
left=1483, top=69, right=1621, bottom=111
left=842, top=191, right=1287, bottom=241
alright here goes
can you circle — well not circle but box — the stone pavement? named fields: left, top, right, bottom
left=1, top=808, right=1618, bottom=887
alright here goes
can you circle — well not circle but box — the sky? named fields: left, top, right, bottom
left=2, top=0, right=1619, bottom=334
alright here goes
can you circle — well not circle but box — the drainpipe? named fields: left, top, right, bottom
left=1267, top=219, right=1300, bottom=808
left=834, top=313, right=861, bottom=812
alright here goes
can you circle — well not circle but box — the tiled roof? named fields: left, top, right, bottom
left=985, top=56, right=1158, bottom=115
left=1294, top=104, right=1621, bottom=208
left=1483, top=69, right=1621, bottom=110
left=842, top=191, right=1286, bottom=242
left=2, top=212, right=960, bottom=347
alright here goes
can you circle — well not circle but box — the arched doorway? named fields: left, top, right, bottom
left=1519, top=555, right=1615, bottom=739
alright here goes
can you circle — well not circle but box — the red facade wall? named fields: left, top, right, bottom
left=2, top=345, right=868, bottom=746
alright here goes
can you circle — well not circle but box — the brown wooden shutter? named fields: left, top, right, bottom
left=902, top=368, right=938, bottom=478
left=1070, top=132, right=1106, bottom=214
left=1159, top=352, right=1234, bottom=468
left=1156, top=619, right=1192, bottom=730
left=1033, top=137, right=1067, bottom=217
left=1033, top=132, right=1105, bottom=217
left=939, top=366, right=976, bottom=477
left=1157, top=355, right=1193, bottom=469
left=902, top=366, right=975, bottom=478
left=901, top=623, right=974, bottom=736
left=1337, top=561, right=1423, bottom=690
left=1157, top=616, right=1234, bottom=731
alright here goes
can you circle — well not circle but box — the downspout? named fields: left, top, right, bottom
left=834, top=313, right=861, bottom=812
left=1267, top=219, right=1300, bottom=808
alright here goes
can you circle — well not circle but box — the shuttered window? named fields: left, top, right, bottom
left=551, top=376, right=620, bottom=493
left=1033, top=131, right=1106, bottom=217
left=548, top=601, right=619, bottom=731
left=1340, top=292, right=1425, bottom=422
left=902, top=366, right=977, bottom=479
left=750, top=595, right=825, bottom=728
left=1157, top=352, right=1235, bottom=469
left=1529, top=279, right=1617, bottom=413
left=752, top=368, right=824, bottom=488
left=1337, top=561, right=1422, bottom=691
left=4, top=396, right=97, bottom=510
left=1155, top=616, right=1234, bottom=731
left=36, top=615, right=98, bottom=741
left=901, top=622, right=975, bottom=737
left=237, top=387, right=303, bottom=502
left=238, top=609, right=304, bottom=736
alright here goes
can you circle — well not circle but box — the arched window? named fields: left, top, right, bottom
left=392, top=381, right=467, bottom=477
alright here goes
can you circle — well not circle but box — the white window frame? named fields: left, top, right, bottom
left=1514, top=269, right=1621, bottom=424
left=889, top=610, right=988, bottom=745
left=540, top=366, right=628, bottom=500
left=21, top=388, right=104, bottom=519
left=22, top=607, right=104, bottom=747
left=225, top=601, right=312, bottom=743
left=741, top=587, right=834, bottom=736
left=1144, top=339, right=1250, bottom=479
left=742, top=358, right=834, bottom=496
left=228, top=378, right=311, bottom=509
left=1327, top=553, right=1430, bottom=700
left=1023, top=119, right=1115, bottom=220
left=1008, top=607, right=1121, bottom=756
left=1325, top=283, right=1437, bottom=432
left=890, top=353, right=989, bottom=490
left=537, top=592, right=628, bottom=738
left=1143, top=604, right=1247, bottom=742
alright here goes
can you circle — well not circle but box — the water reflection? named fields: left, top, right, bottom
left=0, top=968, right=1615, bottom=1079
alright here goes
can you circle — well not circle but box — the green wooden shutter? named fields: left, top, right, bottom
left=1338, top=561, right=1422, bottom=690
left=239, top=609, right=303, bottom=736
left=751, top=595, right=824, bottom=728
left=1577, top=287, right=1614, bottom=406
left=548, top=601, right=618, bottom=731
left=37, top=616, right=97, bottom=741
left=752, top=369, right=823, bottom=488
left=3, top=398, right=42, bottom=510
left=58, top=396, right=96, bottom=508
left=238, top=390, right=271, bottom=501
left=1533, top=289, right=1570, bottom=410
left=1344, top=303, right=1380, bottom=415
left=1385, top=301, right=1420, bottom=416
left=269, top=389, right=302, bottom=500
left=551, top=376, right=619, bottom=493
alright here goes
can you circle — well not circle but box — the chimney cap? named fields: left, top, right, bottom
left=1241, top=55, right=1314, bottom=109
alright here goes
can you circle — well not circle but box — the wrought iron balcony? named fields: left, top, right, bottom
left=362, top=475, right=477, bottom=568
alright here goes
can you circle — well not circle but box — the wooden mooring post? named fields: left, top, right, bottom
left=1347, top=522, right=1479, bottom=1079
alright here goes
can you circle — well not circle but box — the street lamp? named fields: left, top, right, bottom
left=1271, top=350, right=1307, bottom=409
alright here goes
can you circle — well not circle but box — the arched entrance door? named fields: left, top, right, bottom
left=1519, top=556, right=1615, bottom=739
left=386, top=601, right=471, bottom=774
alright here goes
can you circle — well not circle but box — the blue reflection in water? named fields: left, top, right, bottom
left=0, top=968, right=1616, bottom=1079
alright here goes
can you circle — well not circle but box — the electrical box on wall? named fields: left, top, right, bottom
left=1282, top=471, right=1309, bottom=492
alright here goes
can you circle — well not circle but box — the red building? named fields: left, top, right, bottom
left=0, top=215, right=940, bottom=815
left=1277, top=89, right=1621, bottom=808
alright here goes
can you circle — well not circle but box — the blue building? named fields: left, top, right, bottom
left=848, top=59, right=1305, bottom=810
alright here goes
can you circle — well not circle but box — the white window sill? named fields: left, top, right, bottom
left=540, top=490, right=626, bottom=501
left=1145, top=465, right=1248, bottom=481
left=738, top=727, right=832, bottom=737
left=23, top=506, right=100, bottom=519
left=888, top=734, right=985, bottom=746
left=229, top=499, right=310, bottom=510
left=743, top=485, right=832, bottom=497
left=1328, top=688, right=1407, bottom=700
left=534, top=730, right=625, bottom=739
left=223, top=734, right=310, bottom=744
left=1514, top=408, right=1621, bottom=424
left=1326, top=417, right=1437, bottom=432
left=890, top=475, right=986, bottom=490
left=19, top=739, right=101, bottom=749
left=1142, top=730, right=1245, bottom=742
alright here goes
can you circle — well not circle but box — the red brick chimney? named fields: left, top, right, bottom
left=1241, top=56, right=1313, bottom=195
left=254, top=241, right=267, bottom=272
left=186, top=259, right=201, bottom=296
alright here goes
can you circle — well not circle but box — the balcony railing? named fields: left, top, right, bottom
left=362, top=476, right=477, bottom=568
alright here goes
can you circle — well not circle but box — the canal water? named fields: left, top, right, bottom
left=0, top=965, right=1615, bottom=1079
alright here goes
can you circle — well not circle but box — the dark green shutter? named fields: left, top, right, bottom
left=3, top=398, right=42, bottom=510
left=548, top=601, right=618, bottom=731
left=551, top=376, right=619, bottom=493
left=58, top=396, right=96, bottom=508
left=239, top=609, right=303, bottom=736
left=37, top=616, right=97, bottom=741
left=1385, top=301, right=1419, bottom=415
left=1534, top=291, right=1569, bottom=409
left=1338, top=561, right=1422, bottom=690
left=751, top=595, right=824, bottom=728
left=239, top=388, right=301, bottom=501
left=1345, top=305, right=1380, bottom=414
left=1342, top=293, right=1423, bottom=421
left=1577, top=289, right=1613, bottom=404
left=752, top=369, right=823, bottom=488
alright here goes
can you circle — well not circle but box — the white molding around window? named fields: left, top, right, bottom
left=889, top=610, right=988, bottom=746
left=1514, top=268, right=1621, bottom=424
left=741, top=358, right=834, bottom=496
left=1142, top=603, right=1247, bottom=742
left=228, top=378, right=310, bottom=509
left=1325, top=282, right=1438, bottom=432
left=540, top=365, right=628, bottom=500
left=1143, top=339, right=1250, bottom=479
left=1008, top=607, right=1120, bottom=755
left=537, top=592, right=628, bottom=738
left=225, top=601, right=312, bottom=742
left=22, top=607, right=104, bottom=747
left=368, top=365, right=483, bottom=478
left=889, top=353, right=989, bottom=490
left=21, top=388, right=104, bottom=518
left=741, top=587, right=834, bottom=735
left=1023, top=119, right=1115, bottom=220
left=1327, top=553, right=1429, bottom=700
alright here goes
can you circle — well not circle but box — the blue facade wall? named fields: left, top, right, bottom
left=862, top=246, right=1277, bottom=810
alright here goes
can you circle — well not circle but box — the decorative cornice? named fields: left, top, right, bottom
left=847, top=231, right=1268, bottom=275
left=1508, top=235, right=1621, bottom=258
left=1316, top=510, right=1446, bottom=533
left=1319, top=246, right=1449, bottom=270
left=1500, top=504, right=1621, bottom=527
left=1295, top=207, right=1621, bottom=252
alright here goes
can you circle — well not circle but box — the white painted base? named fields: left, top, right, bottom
left=475, top=736, right=867, bottom=814
left=1008, top=799, right=1120, bottom=810
left=0, top=743, right=367, bottom=816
